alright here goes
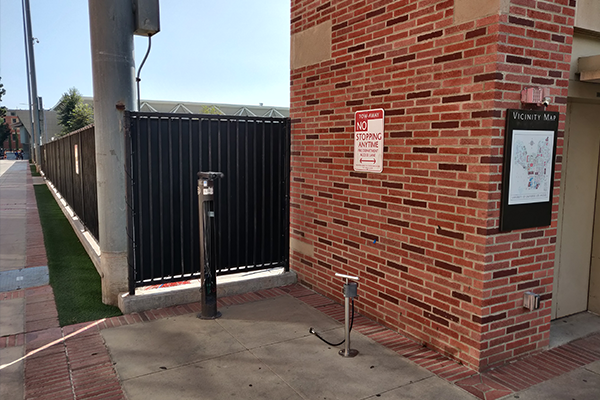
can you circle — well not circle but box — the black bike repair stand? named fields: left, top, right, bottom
left=336, top=272, right=359, bottom=357
left=197, top=171, right=224, bottom=320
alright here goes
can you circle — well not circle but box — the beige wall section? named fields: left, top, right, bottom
left=568, top=33, right=600, bottom=101
left=290, top=237, right=314, bottom=258
left=454, top=0, right=509, bottom=24
left=591, top=156, right=600, bottom=314
left=579, top=55, right=600, bottom=82
left=290, top=21, right=332, bottom=69
left=553, top=101, right=600, bottom=319
left=576, top=0, right=600, bottom=33
left=569, top=34, right=600, bottom=80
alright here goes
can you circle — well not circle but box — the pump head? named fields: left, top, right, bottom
left=335, top=273, right=359, bottom=282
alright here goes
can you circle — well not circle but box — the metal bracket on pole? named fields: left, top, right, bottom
left=335, top=272, right=359, bottom=357
left=197, top=171, right=224, bottom=319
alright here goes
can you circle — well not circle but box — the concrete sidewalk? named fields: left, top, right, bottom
left=1, top=158, right=600, bottom=400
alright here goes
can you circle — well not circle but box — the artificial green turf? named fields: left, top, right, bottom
left=34, top=184, right=122, bottom=326
left=30, top=164, right=41, bottom=176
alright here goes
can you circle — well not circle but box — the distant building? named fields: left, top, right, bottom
left=2, top=112, right=26, bottom=157
left=7, top=99, right=288, bottom=151
left=78, top=97, right=288, bottom=119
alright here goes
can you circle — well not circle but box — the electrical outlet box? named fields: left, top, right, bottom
left=523, top=291, right=540, bottom=311
left=134, top=0, right=160, bottom=37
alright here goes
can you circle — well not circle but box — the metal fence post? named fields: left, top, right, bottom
left=197, top=171, right=224, bottom=319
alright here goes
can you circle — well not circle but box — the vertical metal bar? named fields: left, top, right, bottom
left=198, top=118, right=208, bottom=276
left=179, top=117, right=185, bottom=277
left=235, top=119, right=240, bottom=271
left=217, top=118, right=222, bottom=176
left=198, top=118, right=203, bottom=275
left=189, top=118, right=194, bottom=276
left=217, top=119, right=222, bottom=275
left=199, top=117, right=203, bottom=172
left=207, top=116, right=212, bottom=171
left=147, top=116, right=154, bottom=283
left=135, top=115, right=143, bottom=287
left=158, top=116, right=165, bottom=282
left=283, top=119, right=291, bottom=271
left=168, top=117, right=175, bottom=280
left=269, top=120, right=275, bottom=264
left=226, top=119, right=232, bottom=274
left=252, top=120, right=258, bottom=270
left=276, top=120, right=282, bottom=265
left=126, top=113, right=135, bottom=295
left=261, top=121, right=266, bottom=266
left=130, top=116, right=137, bottom=294
left=244, top=119, right=250, bottom=270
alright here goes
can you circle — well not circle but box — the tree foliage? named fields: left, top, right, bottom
left=0, top=123, right=9, bottom=149
left=69, top=102, right=94, bottom=131
left=55, top=88, right=94, bottom=135
left=0, top=77, right=12, bottom=146
left=199, top=105, right=223, bottom=115
left=0, top=77, right=6, bottom=107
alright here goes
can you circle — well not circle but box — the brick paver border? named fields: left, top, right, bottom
left=288, top=286, right=600, bottom=400
left=3, top=282, right=600, bottom=400
left=4, top=162, right=599, bottom=399
left=26, top=165, right=47, bottom=269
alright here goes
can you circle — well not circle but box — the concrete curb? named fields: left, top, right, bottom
left=39, top=175, right=102, bottom=276
left=118, top=270, right=297, bottom=314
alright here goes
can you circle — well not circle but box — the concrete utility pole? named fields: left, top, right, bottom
left=88, top=0, right=136, bottom=306
left=21, top=0, right=34, bottom=157
left=22, top=0, right=41, bottom=163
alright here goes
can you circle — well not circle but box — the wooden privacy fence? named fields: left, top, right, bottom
left=40, top=125, right=99, bottom=240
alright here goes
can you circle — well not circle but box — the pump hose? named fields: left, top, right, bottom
left=309, top=298, right=355, bottom=347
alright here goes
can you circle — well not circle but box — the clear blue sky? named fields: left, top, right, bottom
left=0, top=0, right=291, bottom=110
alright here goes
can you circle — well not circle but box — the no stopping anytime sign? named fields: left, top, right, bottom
left=354, top=108, right=384, bottom=173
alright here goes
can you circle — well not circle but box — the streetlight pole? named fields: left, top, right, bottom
left=21, top=0, right=34, bottom=158
left=22, top=0, right=41, bottom=163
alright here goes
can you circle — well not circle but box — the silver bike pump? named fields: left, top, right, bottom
left=336, top=273, right=359, bottom=357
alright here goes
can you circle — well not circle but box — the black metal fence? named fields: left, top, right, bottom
left=40, top=125, right=99, bottom=240
left=125, top=112, right=290, bottom=292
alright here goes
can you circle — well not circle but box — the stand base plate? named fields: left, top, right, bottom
left=197, top=311, right=222, bottom=320
left=339, top=349, right=359, bottom=357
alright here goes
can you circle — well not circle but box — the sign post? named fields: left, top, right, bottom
left=354, top=109, right=385, bottom=173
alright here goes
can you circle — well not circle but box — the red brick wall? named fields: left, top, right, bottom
left=289, top=0, right=575, bottom=370
left=2, top=116, right=20, bottom=150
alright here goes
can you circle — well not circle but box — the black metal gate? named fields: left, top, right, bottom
left=125, top=112, right=290, bottom=292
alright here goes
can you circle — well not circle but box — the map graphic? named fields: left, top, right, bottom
left=508, top=130, right=554, bottom=205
